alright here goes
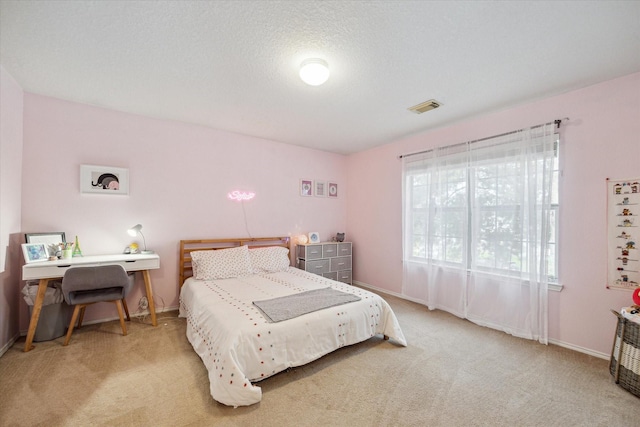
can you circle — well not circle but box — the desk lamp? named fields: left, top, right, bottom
left=127, top=224, right=154, bottom=254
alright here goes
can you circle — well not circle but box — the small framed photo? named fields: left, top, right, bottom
left=308, top=232, right=320, bottom=243
left=300, top=179, right=313, bottom=197
left=81, top=165, right=129, bottom=195
left=25, top=232, right=66, bottom=257
left=25, top=232, right=66, bottom=245
left=315, top=181, right=326, bottom=197
left=328, top=182, right=338, bottom=198
left=21, top=243, right=50, bottom=263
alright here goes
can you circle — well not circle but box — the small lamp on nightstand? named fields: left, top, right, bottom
left=127, top=224, right=154, bottom=254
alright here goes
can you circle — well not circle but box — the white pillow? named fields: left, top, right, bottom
left=249, top=246, right=290, bottom=273
left=191, top=245, right=253, bottom=280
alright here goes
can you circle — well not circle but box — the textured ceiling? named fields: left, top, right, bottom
left=1, top=1, right=639, bottom=154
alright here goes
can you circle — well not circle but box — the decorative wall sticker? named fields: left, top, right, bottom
left=607, top=177, right=640, bottom=290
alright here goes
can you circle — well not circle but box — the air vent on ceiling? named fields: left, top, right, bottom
left=408, top=99, right=441, bottom=114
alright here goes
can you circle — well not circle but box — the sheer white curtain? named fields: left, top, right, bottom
left=402, top=123, right=557, bottom=343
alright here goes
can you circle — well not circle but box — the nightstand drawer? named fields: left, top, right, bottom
left=322, top=243, right=337, bottom=258
left=330, top=256, right=352, bottom=272
left=298, top=244, right=323, bottom=260
left=337, top=270, right=352, bottom=284
left=337, top=243, right=352, bottom=256
left=323, top=272, right=338, bottom=281
left=299, top=259, right=330, bottom=274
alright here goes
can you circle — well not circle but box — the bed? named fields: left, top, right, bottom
left=178, top=237, right=407, bottom=407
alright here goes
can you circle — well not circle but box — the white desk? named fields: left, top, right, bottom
left=21, top=253, right=160, bottom=352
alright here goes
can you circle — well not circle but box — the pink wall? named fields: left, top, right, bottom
left=347, top=72, right=640, bottom=357
left=19, top=94, right=348, bottom=330
left=0, top=66, right=24, bottom=353
left=6, top=70, right=638, bottom=358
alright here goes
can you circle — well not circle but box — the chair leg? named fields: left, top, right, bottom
left=114, top=300, right=128, bottom=336
left=77, top=306, right=86, bottom=329
left=122, top=298, right=131, bottom=321
left=64, top=305, right=82, bottom=346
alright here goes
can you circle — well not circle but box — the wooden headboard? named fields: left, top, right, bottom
left=179, top=236, right=291, bottom=287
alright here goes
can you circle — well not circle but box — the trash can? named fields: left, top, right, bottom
left=22, top=280, right=71, bottom=342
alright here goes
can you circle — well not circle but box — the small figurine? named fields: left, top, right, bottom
left=72, top=235, right=83, bottom=257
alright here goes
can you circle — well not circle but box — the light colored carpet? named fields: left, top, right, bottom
left=1, top=294, right=638, bottom=427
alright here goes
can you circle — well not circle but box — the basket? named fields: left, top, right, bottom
left=609, top=309, right=640, bottom=397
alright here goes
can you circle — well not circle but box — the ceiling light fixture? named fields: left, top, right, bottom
left=408, top=99, right=441, bottom=114
left=299, top=58, right=330, bottom=86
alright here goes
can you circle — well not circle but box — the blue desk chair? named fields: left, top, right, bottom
left=61, top=265, right=132, bottom=346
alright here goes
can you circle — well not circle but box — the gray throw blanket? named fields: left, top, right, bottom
left=253, top=287, right=361, bottom=323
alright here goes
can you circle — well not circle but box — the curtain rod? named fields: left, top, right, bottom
left=398, top=118, right=569, bottom=160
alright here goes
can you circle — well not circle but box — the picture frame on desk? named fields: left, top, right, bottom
left=308, top=232, right=320, bottom=243
left=25, top=232, right=66, bottom=246
left=21, top=243, right=49, bottom=263
left=25, top=232, right=66, bottom=258
left=80, top=165, right=129, bottom=195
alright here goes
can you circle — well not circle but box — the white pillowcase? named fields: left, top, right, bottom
left=249, top=246, right=291, bottom=273
left=191, top=245, right=253, bottom=280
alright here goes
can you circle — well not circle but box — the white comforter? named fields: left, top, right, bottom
left=179, top=267, right=407, bottom=407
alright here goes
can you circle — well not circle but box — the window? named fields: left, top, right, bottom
left=404, top=133, right=559, bottom=282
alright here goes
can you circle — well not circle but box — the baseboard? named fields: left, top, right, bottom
left=18, top=305, right=180, bottom=336
left=78, top=305, right=180, bottom=326
left=0, top=332, right=20, bottom=358
left=352, top=280, right=609, bottom=361
left=547, top=338, right=608, bottom=360
left=353, top=280, right=424, bottom=303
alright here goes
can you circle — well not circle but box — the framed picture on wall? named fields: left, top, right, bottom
left=328, top=182, right=338, bottom=198
left=300, top=179, right=313, bottom=197
left=80, top=165, right=129, bottom=195
left=21, top=243, right=50, bottom=263
left=315, top=181, right=326, bottom=197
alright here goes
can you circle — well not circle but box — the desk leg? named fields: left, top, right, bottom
left=24, top=279, right=50, bottom=352
left=142, top=270, right=157, bottom=326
